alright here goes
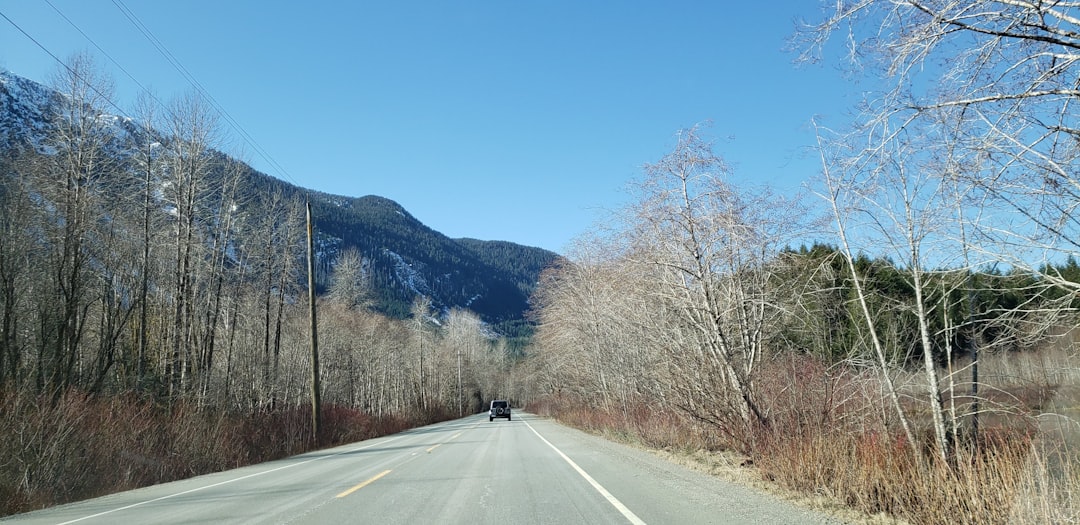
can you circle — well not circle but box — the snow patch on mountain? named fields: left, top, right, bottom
left=384, top=249, right=430, bottom=297
left=0, top=69, right=57, bottom=151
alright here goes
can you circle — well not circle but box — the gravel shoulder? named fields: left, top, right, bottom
left=529, top=415, right=875, bottom=524
left=538, top=416, right=908, bottom=525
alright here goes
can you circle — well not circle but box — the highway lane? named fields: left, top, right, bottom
left=1, top=413, right=842, bottom=524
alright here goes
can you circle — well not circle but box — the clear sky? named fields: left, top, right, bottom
left=0, top=1, right=856, bottom=254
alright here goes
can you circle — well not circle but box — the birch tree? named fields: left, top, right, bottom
left=37, top=54, right=117, bottom=394
left=328, top=248, right=369, bottom=310
left=0, top=152, right=35, bottom=389
left=128, top=91, right=168, bottom=391
left=160, top=91, right=220, bottom=397
left=409, top=295, right=435, bottom=409
left=801, top=0, right=1080, bottom=284
left=802, top=1, right=1080, bottom=460
left=814, top=120, right=958, bottom=459
left=624, top=126, right=806, bottom=441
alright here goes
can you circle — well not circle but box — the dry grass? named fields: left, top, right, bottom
left=655, top=446, right=908, bottom=525
left=530, top=346, right=1080, bottom=525
left=753, top=426, right=1058, bottom=524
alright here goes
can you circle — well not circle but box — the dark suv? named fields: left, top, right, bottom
left=489, top=400, right=511, bottom=421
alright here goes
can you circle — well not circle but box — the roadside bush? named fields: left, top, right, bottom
left=533, top=351, right=1080, bottom=524
left=0, top=389, right=448, bottom=518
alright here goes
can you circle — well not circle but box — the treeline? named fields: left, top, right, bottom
left=0, top=56, right=519, bottom=408
left=527, top=232, right=1078, bottom=436
left=0, top=56, right=518, bottom=514
left=520, top=126, right=1080, bottom=523
left=778, top=244, right=1080, bottom=364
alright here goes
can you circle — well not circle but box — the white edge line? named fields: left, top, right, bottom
left=522, top=417, right=647, bottom=525
left=56, top=434, right=409, bottom=525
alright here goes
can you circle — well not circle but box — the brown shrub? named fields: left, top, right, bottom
left=0, top=390, right=453, bottom=518
left=532, top=351, right=1080, bottom=524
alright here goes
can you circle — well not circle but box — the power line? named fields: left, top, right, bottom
left=4, top=2, right=299, bottom=187
left=108, top=0, right=298, bottom=186
left=0, top=7, right=153, bottom=212
left=0, top=8, right=132, bottom=121
left=2, top=4, right=304, bottom=211
left=42, top=0, right=167, bottom=111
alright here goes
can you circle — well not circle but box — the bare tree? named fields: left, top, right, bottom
left=0, top=152, right=36, bottom=388
left=530, top=235, right=667, bottom=415
left=802, top=1, right=1080, bottom=461
left=443, top=308, right=487, bottom=415
left=800, top=0, right=1080, bottom=281
left=35, top=54, right=118, bottom=394
left=240, top=190, right=304, bottom=409
left=409, top=295, right=435, bottom=409
left=128, top=90, right=169, bottom=391
left=328, top=248, right=369, bottom=310
left=814, top=119, right=955, bottom=458
left=159, top=91, right=220, bottom=397
left=620, top=125, right=807, bottom=442
left=531, top=255, right=616, bottom=407
left=195, top=156, right=246, bottom=403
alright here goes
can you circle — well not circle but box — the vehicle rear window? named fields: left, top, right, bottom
left=492, top=401, right=508, bottom=408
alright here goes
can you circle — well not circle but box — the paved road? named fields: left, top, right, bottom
left=2, top=413, right=843, bottom=524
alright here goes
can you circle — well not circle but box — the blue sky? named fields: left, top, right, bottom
left=0, top=1, right=856, bottom=254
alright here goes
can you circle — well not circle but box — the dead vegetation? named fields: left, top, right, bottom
left=530, top=344, right=1080, bottom=525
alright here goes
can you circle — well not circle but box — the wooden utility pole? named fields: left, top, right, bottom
left=306, top=200, right=322, bottom=443
left=969, top=271, right=979, bottom=451
left=457, top=346, right=463, bottom=417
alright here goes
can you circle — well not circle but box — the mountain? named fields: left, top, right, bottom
left=0, top=68, right=560, bottom=335
left=310, top=193, right=558, bottom=322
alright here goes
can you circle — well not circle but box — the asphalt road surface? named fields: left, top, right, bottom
left=2, top=412, right=844, bottom=524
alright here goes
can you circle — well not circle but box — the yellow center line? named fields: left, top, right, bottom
left=336, top=469, right=392, bottom=498
left=425, top=431, right=466, bottom=454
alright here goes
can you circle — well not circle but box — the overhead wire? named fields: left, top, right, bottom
left=3, top=1, right=299, bottom=187
left=0, top=7, right=184, bottom=212
left=0, top=8, right=134, bottom=122
left=41, top=0, right=172, bottom=121
left=108, top=0, right=298, bottom=186
left=0, top=7, right=159, bottom=213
